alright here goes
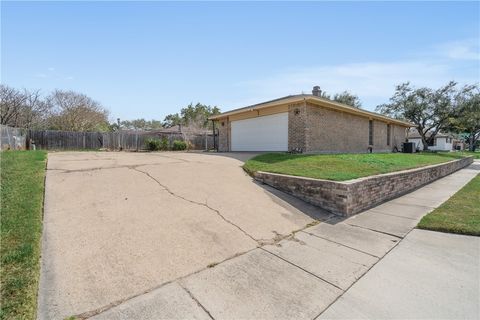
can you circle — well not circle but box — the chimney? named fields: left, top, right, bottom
left=312, top=86, right=321, bottom=97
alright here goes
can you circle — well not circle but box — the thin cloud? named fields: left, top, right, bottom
left=232, top=40, right=479, bottom=111
left=437, top=38, right=479, bottom=61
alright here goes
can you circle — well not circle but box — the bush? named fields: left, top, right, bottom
left=145, top=138, right=161, bottom=151
left=172, top=140, right=187, bottom=151
left=160, top=137, right=169, bottom=150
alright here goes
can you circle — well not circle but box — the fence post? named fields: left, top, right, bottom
left=83, top=132, right=86, bottom=149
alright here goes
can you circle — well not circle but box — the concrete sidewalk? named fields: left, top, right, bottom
left=88, top=162, right=479, bottom=319
left=318, top=229, right=480, bottom=319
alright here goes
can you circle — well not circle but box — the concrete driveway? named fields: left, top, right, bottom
left=38, top=151, right=327, bottom=319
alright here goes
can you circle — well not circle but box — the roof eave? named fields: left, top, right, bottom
left=305, top=97, right=414, bottom=127
left=208, top=95, right=306, bottom=120
left=209, top=95, right=414, bottom=127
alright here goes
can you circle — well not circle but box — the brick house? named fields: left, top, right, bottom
left=210, top=86, right=413, bottom=153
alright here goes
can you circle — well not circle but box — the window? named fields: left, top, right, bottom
left=369, top=120, right=373, bottom=145
left=387, top=124, right=391, bottom=146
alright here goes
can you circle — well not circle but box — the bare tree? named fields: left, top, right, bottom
left=0, top=85, right=50, bottom=128
left=47, top=90, right=109, bottom=132
left=20, top=89, right=51, bottom=129
left=1, top=85, right=26, bottom=126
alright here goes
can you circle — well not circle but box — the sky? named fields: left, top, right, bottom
left=2, top=1, right=479, bottom=122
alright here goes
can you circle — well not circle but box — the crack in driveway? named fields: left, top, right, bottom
left=131, top=167, right=260, bottom=244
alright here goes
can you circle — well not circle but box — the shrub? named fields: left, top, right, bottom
left=160, top=137, right=169, bottom=150
left=145, top=138, right=161, bottom=151
left=172, top=140, right=187, bottom=151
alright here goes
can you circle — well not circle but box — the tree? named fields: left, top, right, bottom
left=314, top=89, right=362, bottom=108
left=46, top=90, right=109, bottom=132
left=118, top=118, right=165, bottom=131
left=376, top=82, right=459, bottom=150
left=163, top=103, right=221, bottom=129
left=20, top=89, right=50, bottom=129
left=0, top=85, right=50, bottom=128
left=163, top=113, right=182, bottom=128
left=1, top=85, right=25, bottom=126
left=449, top=84, right=480, bottom=151
left=332, top=91, right=362, bottom=108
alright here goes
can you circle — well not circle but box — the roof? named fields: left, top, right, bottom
left=408, top=131, right=453, bottom=139
left=209, top=94, right=414, bottom=127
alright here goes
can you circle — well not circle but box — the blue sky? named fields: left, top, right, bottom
left=2, top=1, right=479, bottom=122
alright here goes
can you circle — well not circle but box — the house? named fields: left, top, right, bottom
left=407, top=132, right=455, bottom=151
left=210, top=86, right=413, bottom=153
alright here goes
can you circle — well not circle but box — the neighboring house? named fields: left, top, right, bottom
left=210, top=86, right=413, bottom=153
left=408, top=132, right=455, bottom=151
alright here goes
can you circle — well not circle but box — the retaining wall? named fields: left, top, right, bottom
left=253, top=156, right=474, bottom=216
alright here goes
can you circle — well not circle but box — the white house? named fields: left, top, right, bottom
left=408, top=132, right=454, bottom=151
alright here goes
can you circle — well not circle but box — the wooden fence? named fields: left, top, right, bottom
left=0, top=125, right=216, bottom=151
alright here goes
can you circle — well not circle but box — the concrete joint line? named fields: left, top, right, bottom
left=314, top=226, right=419, bottom=319
left=48, top=162, right=185, bottom=174
left=345, top=223, right=403, bottom=239
left=179, top=284, right=215, bottom=320
left=131, top=167, right=260, bottom=244
left=299, top=230, right=381, bottom=259
left=77, top=247, right=259, bottom=319
left=366, top=209, right=418, bottom=221
left=260, top=247, right=344, bottom=292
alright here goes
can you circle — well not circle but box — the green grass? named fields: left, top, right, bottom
left=418, top=173, right=480, bottom=236
left=1, top=151, right=47, bottom=320
left=244, top=152, right=466, bottom=181
left=458, top=150, right=480, bottom=159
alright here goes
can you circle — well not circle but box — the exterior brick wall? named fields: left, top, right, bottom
left=216, top=119, right=230, bottom=152
left=372, top=123, right=406, bottom=152
left=254, top=157, right=473, bottom=216
left=392, top=124, right=406, bottom=151
left=288, top=102, right=307, bottom=152
left=373, top=120, right=388, bottom=151
left=305, top=103, right=370, bottom=153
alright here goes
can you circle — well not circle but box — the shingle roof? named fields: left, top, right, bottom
left=209, top=94, right=413, bottom=127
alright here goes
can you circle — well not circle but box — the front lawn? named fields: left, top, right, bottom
left=458, top=150, right=480, bottom=159
left=244, top=152, right=466, bottom=181
left=418, top=173, right=480, bottom=236
left=0, top=151, right=47, bottom=319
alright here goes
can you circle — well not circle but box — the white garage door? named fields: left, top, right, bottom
left=231, top=113, right=288, bottom=151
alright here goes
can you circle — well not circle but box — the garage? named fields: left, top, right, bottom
left=231, top=113, right=288, bottom=151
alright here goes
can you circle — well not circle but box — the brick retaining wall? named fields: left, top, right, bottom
left=253, top=156, right=474, bottom=216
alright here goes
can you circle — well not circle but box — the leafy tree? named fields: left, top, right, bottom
left=332, top=91, right=362, bottom=108
left=315, top=89, right=362, bottom=108
left=376, top=81, right=460, bottom=150
left=162, top=113, right=182, bottom=128
left=163, top=103, right=221, bottom=129
left=449, top=84, right=480, bottom=151
left=119, top=118, right=166, bottom=131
